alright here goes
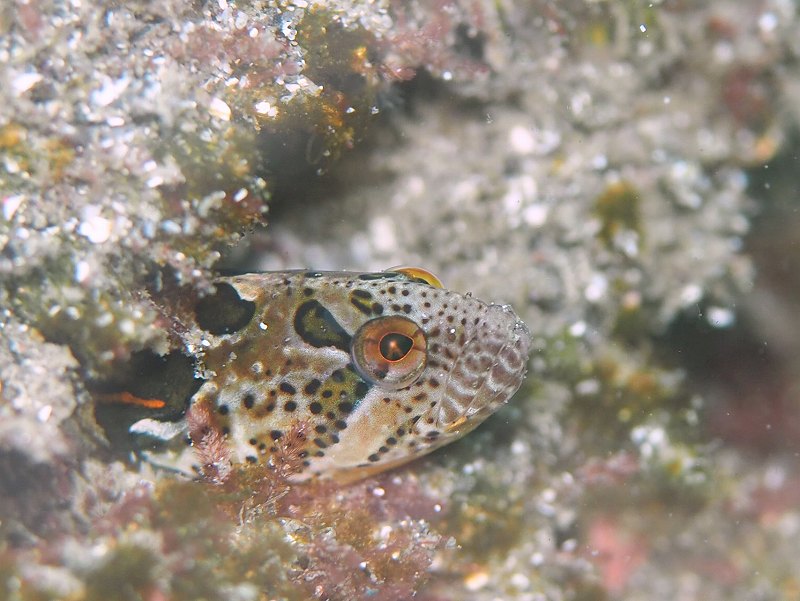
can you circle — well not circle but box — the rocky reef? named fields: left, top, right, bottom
left=2, top=0, right=800, bottom=599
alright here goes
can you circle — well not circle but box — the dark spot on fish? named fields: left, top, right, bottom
left=243, top=393, right=255, bottom=409
left=355, top=381, right=370, bottom=398
left=195, top=282, right=256, bottom=335
left=284, top=400, right=297, bottom=412
left=294, top=299, right=351, bottom=351
left=279, top=382, right=296, bottom=395
left=350, top=289, right=375, bottom=315
left=304, top=379, right=321, bottom=395
left=309, top=401, right=322, bottom=414
left=358, top=273, right=387, bottom=281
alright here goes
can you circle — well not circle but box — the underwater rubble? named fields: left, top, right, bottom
left=2, top=0, right=800, bottom=599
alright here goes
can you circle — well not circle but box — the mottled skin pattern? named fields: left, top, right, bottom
left=141, top=270, right=532, bottom=482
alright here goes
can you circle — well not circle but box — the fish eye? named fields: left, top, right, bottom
left=352, top=316, right=427, bottom=390
left=386, top=266, right=444, bottom=288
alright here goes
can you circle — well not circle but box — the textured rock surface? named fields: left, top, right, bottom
left=2, top=0, right=800, bottom=599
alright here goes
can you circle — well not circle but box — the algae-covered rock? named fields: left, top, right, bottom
left=2, top=0, right=800, bottom=599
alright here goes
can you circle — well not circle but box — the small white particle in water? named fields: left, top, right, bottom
left=441, top=70, right=453, bottom=81
left=90, top=76, right=130, bottom=107
left=37, top=405, right=53, bottom=422
left=254, top=100, right=278, bottom=117
left=201, top=339, right=211, bottom=348
left=233, top=188, right=248, bottom=202
left=78, top=212, right=113, bottom=244
left=209, top=97, right=231, bottom=121
left=259, top=322, right=268, bottom=330
left=522, top=204, right=548, bottom=227
left=707, top=306, right=735, bottom=328
left=680, top=284, right=703, bottom=305
left=146, top=175, right=164, bottom=188
left=510, top=440, right=527, bottom=455
left=433, top=503, right=442, bottom=513
left=12, top=71, right=42, bottom=96
left=584, top=274, right=608, bottom=302
left=106, top=115, right=125, bottom=127
left=3, top=195, right=24, bottom=220
left=510, top=573, right=530, bottom=589
left=249, top=27, right=259, bottom=37
left=639, top=24, right=647, bottom=33
left=569, top=321, right=587, bottom=337
left=663, top=96, right=671, bottom=105
left=758, top=12, right=777, bottom=33
left=369, top=216, right=397, bottom=253
left=576, top=379, right=600, bottom=396
left=96, top=312, right=114, bottom=328
left=119, top=319, right=135, bottom=335
left=372, top=487, right=385, bottom=497
left=161, top=220, right=182, bottom=234
left=74, top=260, right=91, bottom=283
left=509, top=125, right=536, bottom=155
left=591, top=154, right=608, bottom=170
left=464, top=570, right=489, bottom=591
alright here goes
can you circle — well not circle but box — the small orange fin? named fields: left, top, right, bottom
left=96, top=391, right=166, bottom=410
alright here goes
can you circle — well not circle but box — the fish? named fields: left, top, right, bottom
left=126, top=267, right=532, bottom=483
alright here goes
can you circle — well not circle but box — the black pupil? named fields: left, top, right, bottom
left=379, top=332, right=414, bottom=361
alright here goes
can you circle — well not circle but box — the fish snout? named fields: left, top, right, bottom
left=425, top=302, right=532, bottom=432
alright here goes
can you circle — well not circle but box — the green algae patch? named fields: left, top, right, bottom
left=593, top=181, right=643, bottom=250
left=83, top=545, right=159, bottom=601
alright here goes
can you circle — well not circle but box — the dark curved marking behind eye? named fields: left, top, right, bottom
left=350, top=289, right=374, bottom=315
left=294, top=300, right=351, bottom=351
left=195, top=283, right=256, bottom=335
left=358, top=272, right=391, bottom=281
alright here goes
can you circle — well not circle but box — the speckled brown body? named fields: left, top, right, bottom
left=138, top=270, right=531, bottom=481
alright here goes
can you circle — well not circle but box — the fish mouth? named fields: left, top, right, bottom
left=424, top=303, right=532, bottom=432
